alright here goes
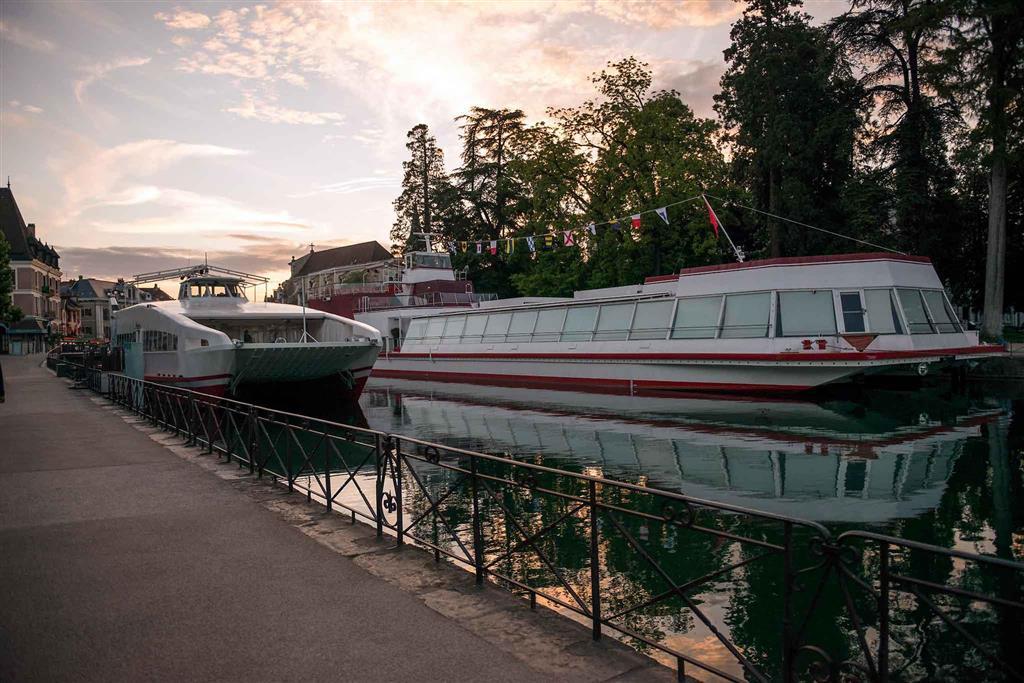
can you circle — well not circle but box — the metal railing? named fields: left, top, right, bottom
left=75, top=371, right=1023, bottom=682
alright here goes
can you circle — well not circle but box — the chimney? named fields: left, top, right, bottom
left=27, top=223, right=36, bottom=238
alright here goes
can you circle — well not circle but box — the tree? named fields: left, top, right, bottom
left=716, top=0, right=863, bottom=257
left=932, top=0, right=1023, bottom=338
left=391, top=124, right=458, bottom=254
left=830, top=0, right=960, bottom=258
left=452, top=107, right=530, bottom=296
left=0, top=233, right=23, bottom=324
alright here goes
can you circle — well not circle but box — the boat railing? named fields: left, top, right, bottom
left=357, top=292, right=497, bottom=313
left=65, top=368, right=1024, bottom=683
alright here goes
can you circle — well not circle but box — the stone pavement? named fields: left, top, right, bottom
left=0, top=355, right=673, bottom=682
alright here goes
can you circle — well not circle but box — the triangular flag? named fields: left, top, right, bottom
left=526, top=236, right=536, bottom=252
left=656, top=207, right=669, bottom=225
left=564, top=230, right=575, bottom=246
left=459, top=241, right=468, bottom=253
left=476, top=242, right=483, bottom=254
left=631, top=214, right=642, bottom=230
left=489, top=240, right=497, bottom=255
left=611, top=220, right=622, bottom=232
left=702, top=196, right=720, bottom=238
left=586, top=222, right=596, bottom=235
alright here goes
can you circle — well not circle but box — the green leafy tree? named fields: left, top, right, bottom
left=0, top=233, right=23, bottom=324
left=391, top=124, right=460, bottom=254
left=716, top=0, right=863, bottom=257
left=930, top=0, right=1023, bottom=338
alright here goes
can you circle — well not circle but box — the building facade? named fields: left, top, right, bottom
left=1, top=185, right=62, bottom=354
left=63, top=277, right=146, bottom=340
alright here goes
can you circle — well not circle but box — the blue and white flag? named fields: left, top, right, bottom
left=526, top=235, right=536, bottom=252
left=656, top=207, right=669, bottom=225
left=586, top=222, right=596, bottom=235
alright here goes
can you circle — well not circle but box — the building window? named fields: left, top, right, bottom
left=776, top=290, right=837, bottom=337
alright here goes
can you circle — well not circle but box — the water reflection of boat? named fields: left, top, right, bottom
left=359, top=378, right=1003, bottom=523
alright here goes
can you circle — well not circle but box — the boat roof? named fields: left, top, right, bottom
left=647, top=252, right=931, bottom=283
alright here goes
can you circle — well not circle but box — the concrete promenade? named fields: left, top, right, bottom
left=0, top=355, right=671, bottom=682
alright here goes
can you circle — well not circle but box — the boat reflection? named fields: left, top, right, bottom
left=358, top=378, right=1004, bottom=523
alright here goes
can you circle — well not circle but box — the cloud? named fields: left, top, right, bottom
left=288, top=176, right=400, bottom=198
left=170, top=35, right=193, bottom=47
left=0, top=20, right=56, bottom=52
left=224, top=93, right=344, bottom=125
left=660, top=60, right=727, bottom=118
left=56, top=243, right=296, bottom=283
left=74, top=56, right=152, bottom=103
left=54, top=138, right=248, bottom=214
left=590, top=1, right=741, bottom=29
left=7, top=100, right=44, bottom=114
left=154, top=8, right=212, bottom=30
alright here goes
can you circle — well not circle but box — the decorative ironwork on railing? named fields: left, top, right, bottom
left=68, top=367, right=1024, bottom=682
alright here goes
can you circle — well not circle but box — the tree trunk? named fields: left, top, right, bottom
left=982, top=152, right=1006, bottom=339
left=769, top=165, right=781, bottom=258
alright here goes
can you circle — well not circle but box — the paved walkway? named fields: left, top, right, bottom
left=0, top=356, right=668, bottom=681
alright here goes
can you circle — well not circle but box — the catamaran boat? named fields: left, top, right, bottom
left=373, top=252, right=1006, bottom=393
left=112, top=265, right=381, bottom=397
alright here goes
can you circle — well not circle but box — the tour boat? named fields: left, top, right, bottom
left=373, top=253, right=1005, bottom=394
left=113, top=266, right=381, bottom=397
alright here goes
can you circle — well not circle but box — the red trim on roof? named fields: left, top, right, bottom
left=643, top=273, right=681, bottom=284
left=677, top=253, right=931, bottom=277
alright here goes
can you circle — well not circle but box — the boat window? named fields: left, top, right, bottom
left=413, top=253, right=451, bottom=269
left=442, top=315, right=466, bottom=343
left=672, top=295, right=723, bottom=339
left=405, top=318, right=428, bottom=343
left=424, top=317, right=446, bottom=343
left=533, top=307, right=566, bottom=342
left=561, top=305, right=598, bottom=342
left=921, top=290, right=961, bottom=333
left=864, top=289, right=903, bottom=334
left=463, top=314, right=487, bottom=343
left=507, top=310, right=538, bottom=342
left=897, top=289, right=933, bottom=334
left=483, top=312, right=512, bottom=342
left=594, top=303, right=634, bottom=341
left=630, top=300, right=674, bottom=340
left=840, top=292, right=866, bottom=333
left=776, top=290, right=837, bottom=337
left=720, top=293, right=770, bottom=339
left=143, top=330, right=178, bottom=352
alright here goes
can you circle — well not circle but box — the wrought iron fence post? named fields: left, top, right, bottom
left=470, top=455, right=484, bottom=586
left=375, top=434, right=384, bottom=539
left=286, top=417, right=294, bottom=492
left=324, top=436, right=332, bottom=511
left=589, top=479, right=601, bottom=641
left=878, top=540, right=890, bottom=682
left=395, top=437, right=404, bottom=547
left=248, top=405, right=257, bottom=474
left=782, top=521, right=795, bottom=682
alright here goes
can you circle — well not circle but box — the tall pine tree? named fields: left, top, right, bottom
left=716, top=0, right=862, bottom=258
left=391, top=124, right=456, bottom=254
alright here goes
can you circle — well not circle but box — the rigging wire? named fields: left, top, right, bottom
left=702, top=192, right=906, bottom=255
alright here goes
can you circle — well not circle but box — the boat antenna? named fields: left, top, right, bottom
left=701, top=195, right=745, bottom=263
left=412, top=231, right=435, bottom=253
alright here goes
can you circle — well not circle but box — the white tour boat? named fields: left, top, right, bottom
left=373, top=253, right=1005, bottom=393
left=113, top=265, right=381, bottom=397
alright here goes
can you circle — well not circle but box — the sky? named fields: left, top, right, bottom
left=0, top=0, right=845, bottom=290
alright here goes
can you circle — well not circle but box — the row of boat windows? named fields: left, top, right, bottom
left=402, top=288, right=961, bottom=345
left=115, top=330, right=179, bottom=352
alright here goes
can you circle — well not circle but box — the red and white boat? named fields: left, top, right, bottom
left=373, top=253, right=1005, bottom=393
left=113, top=266, right=381, bottom=397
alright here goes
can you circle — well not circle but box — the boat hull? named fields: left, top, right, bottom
left=372, top=347, right=1000, bottom=394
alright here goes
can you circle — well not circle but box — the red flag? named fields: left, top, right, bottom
left=630, top=214, right=641, bottom=231
left=703, top=196, right=720, bottom=238
left=488, top=240, right=497, bottom=255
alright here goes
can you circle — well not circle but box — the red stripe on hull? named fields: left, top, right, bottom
left=372, top=368, right=811, bottom=394
left=387, top=345, right=1002, bottom=363
left=145, top=373, right=232, bottom=383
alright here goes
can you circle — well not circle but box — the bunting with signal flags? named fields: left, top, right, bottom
left=438, top=193, right=741, bottom=260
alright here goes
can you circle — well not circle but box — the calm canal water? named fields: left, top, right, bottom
left=265, top=377, right=1023, bottom=680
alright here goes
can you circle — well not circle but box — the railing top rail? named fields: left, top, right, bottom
left=838, top=530, right=1024, bottom=571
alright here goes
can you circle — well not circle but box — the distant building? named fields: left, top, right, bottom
left=1, top=184, right=62, bottom=354
left=63, top=277, right=144, bottom=340
left=276, top=241, right=394, bottom=304
left=140, top=284, right=173, bottom=302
